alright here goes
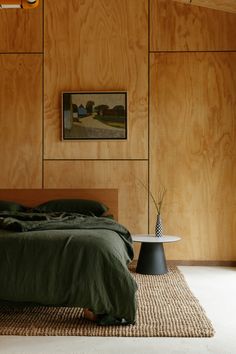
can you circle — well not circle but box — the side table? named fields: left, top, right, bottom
left=132, top=235, right=181, bottom=275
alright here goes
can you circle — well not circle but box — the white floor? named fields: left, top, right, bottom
left=0, top=266, right=236, bottom=354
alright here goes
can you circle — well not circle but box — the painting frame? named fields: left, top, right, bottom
left=62, top=91, right=128, bottom=140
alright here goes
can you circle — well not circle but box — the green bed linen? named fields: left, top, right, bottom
left=0, top=212, right=137, bottom=323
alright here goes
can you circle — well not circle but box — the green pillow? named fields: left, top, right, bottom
left=34, top=199, right=108, bottom=216
left=0, top=200, right=26, bottom=212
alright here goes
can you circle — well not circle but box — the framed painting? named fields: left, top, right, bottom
left=62, top=91, right=127, bottom=140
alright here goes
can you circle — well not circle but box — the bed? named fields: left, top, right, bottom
left=0, top=189, right=137, bottom=325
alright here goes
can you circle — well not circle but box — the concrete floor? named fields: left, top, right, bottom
left=0, top=266, right=235, bottom=354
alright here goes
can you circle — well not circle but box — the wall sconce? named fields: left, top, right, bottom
left=0, top=0, right=39, bottom=9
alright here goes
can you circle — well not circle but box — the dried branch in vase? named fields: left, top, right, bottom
left=138, top=179, right=166, bottom=215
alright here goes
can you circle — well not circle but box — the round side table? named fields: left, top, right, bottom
left=132, top=235, right=181, bottom=275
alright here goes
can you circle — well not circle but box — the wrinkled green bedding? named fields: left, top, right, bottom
left=0, top=212, right=137, bottom=323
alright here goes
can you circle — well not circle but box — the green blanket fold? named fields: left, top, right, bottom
left=0, top=212, right=137, bottom=324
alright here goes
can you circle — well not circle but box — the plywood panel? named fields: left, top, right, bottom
left=44, top=0, right=148, bottom=159
left=0, top=0, right=42, bottom=52
left=0, top=55, right=42, bottom=188
left=150, top=0, right=236, bottom=51
left=150, top=52, right=236, bottom=261
left=44, top=160, right=148, bottom=236
left=173, top=0, right=236, bottom=13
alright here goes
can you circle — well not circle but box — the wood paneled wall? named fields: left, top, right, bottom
left=1, top=0, right=236, bottom=261
left=151, top=0, right=236, bottom=51
left=44, top=160, right=148, bottom=234
left=0, top=55, right=42, bottom=188
left=0, top=1, right=42, bottom=52
left=150, top=53, right=236, bottom=260
left=150, top=0, right=236, bottom=261
left=44, top=0, right=148, bottom=160
left=172, top=0, right=236, bottom=14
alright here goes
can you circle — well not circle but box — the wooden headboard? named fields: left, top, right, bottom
left=0, top=189, right=118, bottom=220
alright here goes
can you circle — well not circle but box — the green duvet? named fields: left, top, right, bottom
left=0, top=212, right=137, bottom=324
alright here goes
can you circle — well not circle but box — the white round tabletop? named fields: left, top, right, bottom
left=132, top=235, right=181, bottom=243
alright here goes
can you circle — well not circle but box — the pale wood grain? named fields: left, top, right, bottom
left=0, top=189, right=118, bottom=220
left=173, top=0, right=236, bottom=13
left=0, top=55, right=42, bottom=188
left=151, top=0, right=236, bottom=51
left=44, top=160, right=148, bottom=236
left=0, top=0, right=42, bottom=52
left=150, top=52, right=236, bottom=261
left=44, top=0, right=148, bottom=159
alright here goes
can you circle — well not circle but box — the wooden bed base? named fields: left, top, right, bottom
left=0, top=189, right=118, bottom=220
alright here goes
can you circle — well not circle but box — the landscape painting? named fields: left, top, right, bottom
left=62, top=91, right=127, bottom=140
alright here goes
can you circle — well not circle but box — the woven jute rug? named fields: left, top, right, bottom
left=0, top=266, right=214, bottom=337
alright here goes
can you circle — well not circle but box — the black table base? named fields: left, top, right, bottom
left=136, top=242, right=168, bottom=275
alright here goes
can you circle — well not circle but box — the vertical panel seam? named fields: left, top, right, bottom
left=148, top=0, right=150, bottom=234
left=42, top=0, right=45, bottom=188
